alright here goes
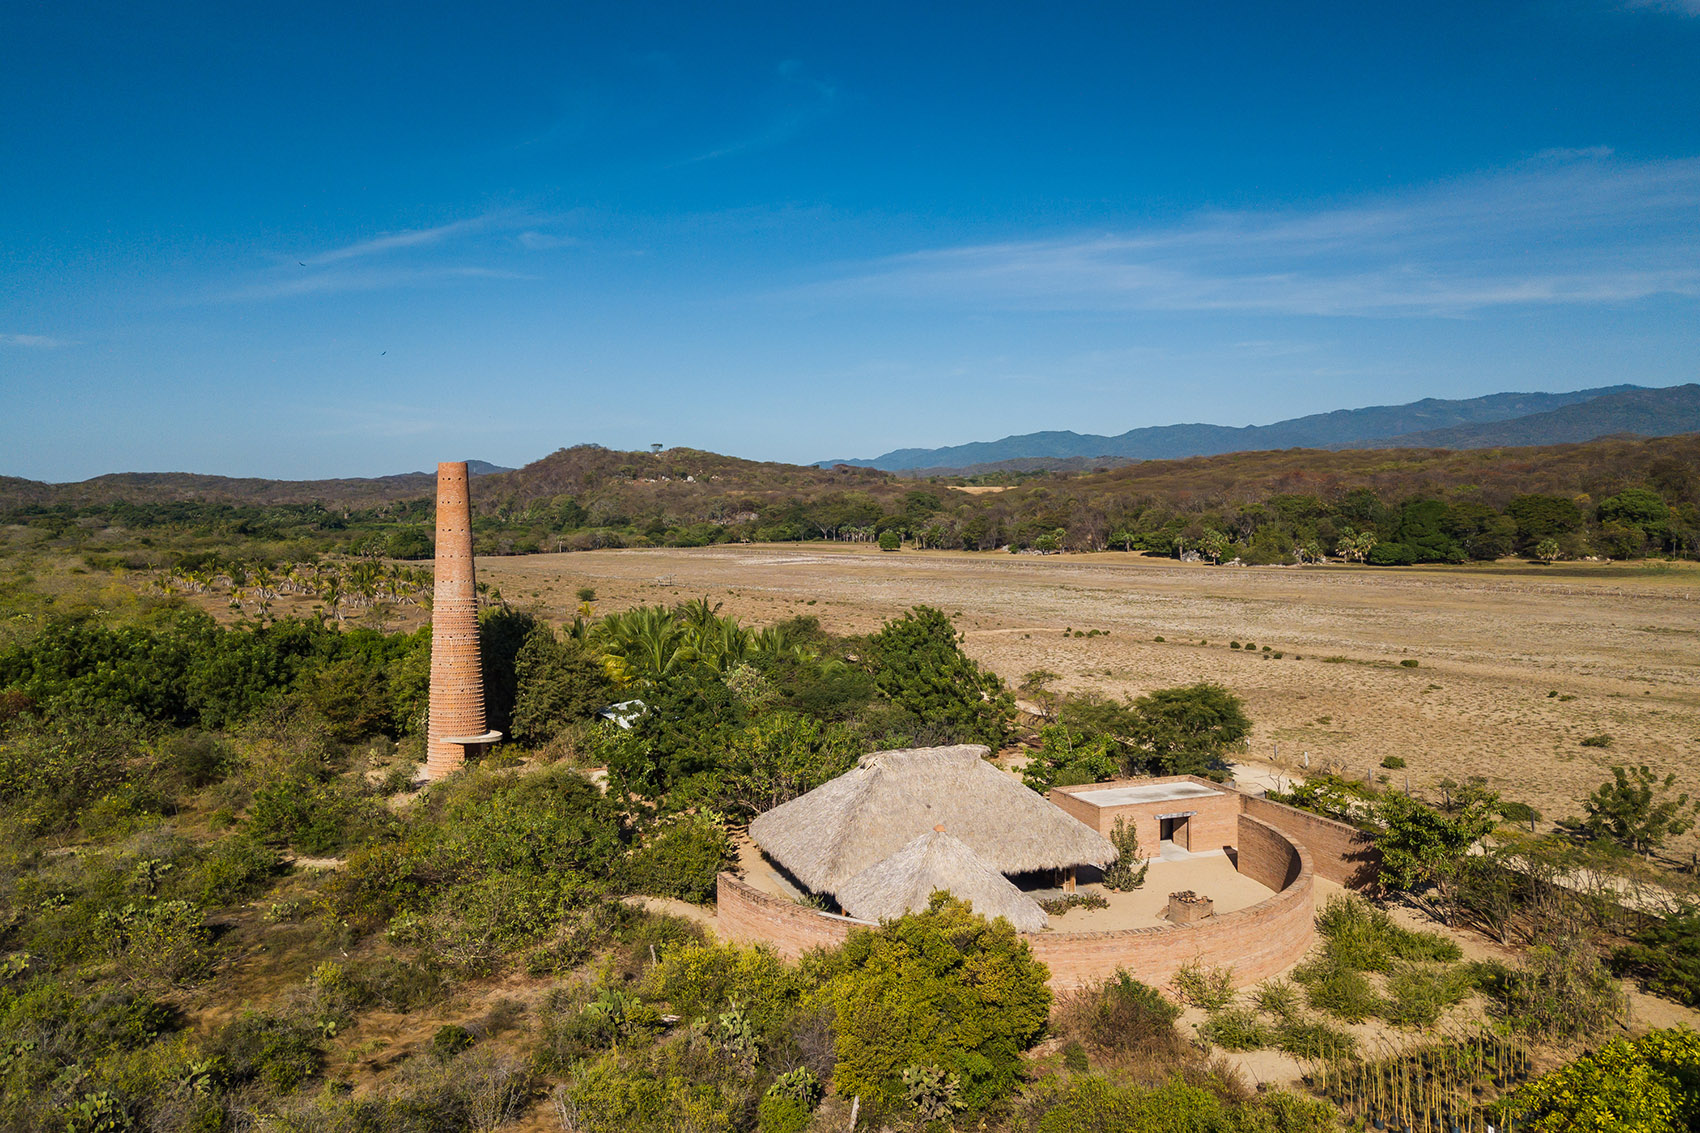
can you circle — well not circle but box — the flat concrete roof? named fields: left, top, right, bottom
left=1071, top=781, right=1223, bottom=807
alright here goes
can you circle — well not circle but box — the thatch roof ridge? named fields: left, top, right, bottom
left=835, top=830, right=1050, bottom=933
left=749, top=744, right=1115, bottom=894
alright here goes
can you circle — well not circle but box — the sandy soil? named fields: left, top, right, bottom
left=483, top=544, right=1700, bottom=842
left=1047, top=853, right=1273, bottom=930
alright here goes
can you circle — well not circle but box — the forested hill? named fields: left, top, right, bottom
left=0, top=466, right=502, bottom=509
left=824, top=383, right=1696, bottom=471
left=471, top=446, right=892, bottom=507
left=1349, top=384, right=1700, bottom=450
left=0, top=447, right=895, bottom=512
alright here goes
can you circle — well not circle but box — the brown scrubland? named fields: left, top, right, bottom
left=483, top=544, right=1700, bottom=843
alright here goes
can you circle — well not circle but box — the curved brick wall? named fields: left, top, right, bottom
left=715, top=813, right=1314, bottom=990
left=1242, top=795, right=1380, bottom=889
left=426, top=461, right=488, bottom=780
left=717, top=873, right=874, bottom=956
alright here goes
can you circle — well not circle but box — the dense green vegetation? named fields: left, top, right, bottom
left=6, top=435, right=1697, bottom=563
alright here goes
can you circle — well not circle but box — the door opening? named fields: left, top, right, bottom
left=1159, top=815, right=1190, bottom=850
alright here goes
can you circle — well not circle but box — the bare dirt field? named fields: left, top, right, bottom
left=482, top=544, right=1700, bottom=839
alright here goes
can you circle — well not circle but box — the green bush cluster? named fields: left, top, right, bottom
left=1291, top=896, right=1474, bottom=1027
left=624, top=813, right=736, bottom=904
left=809, top=894, right=1052, bottom=1115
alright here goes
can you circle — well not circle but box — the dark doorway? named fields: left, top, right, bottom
left=1159, top=815, right=1190, bottom=850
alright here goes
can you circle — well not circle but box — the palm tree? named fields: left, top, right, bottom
left=594, top=606, right=696, bottom=685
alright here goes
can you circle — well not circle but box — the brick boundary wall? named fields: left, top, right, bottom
left=1241, top=795, right=1381, bottom=889
left=716, top=873, right=874, bottom=958
left=716, top=813, right=1315, bottom=990
left=1020, top=814, right=1313, bottom=990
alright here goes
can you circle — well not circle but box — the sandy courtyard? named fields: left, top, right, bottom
left=483, top=544, right=1700, bottom=848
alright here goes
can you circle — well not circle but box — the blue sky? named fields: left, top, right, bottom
left=3, top=1, right=1698, bottom=480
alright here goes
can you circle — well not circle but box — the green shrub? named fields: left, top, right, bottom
left=1580, top=733, right=1614, bottom=748
left=1020, top=723, right=1121, bottom=794
left=1101, top=817, right=1148, bottom=891
left=1500, top=1027, right=1700, bottom=1132
left=303, top=656, right=395, bottom=741
left=430, top=1023, right=475, bottom=1062
left=1381, top=962, right=1474, bottom=1027
left=1273, top=1017, right=1358, bottom=1060
left=1198, top=1007, right=1271, bottom=1051
left=865, top=607, right=1014, bottom=749
left=646, top=938, right=807, bottom=1049
left=511, top=627, right=616, bottom=745
left=209, top=1010, right=323, bottom=1093
left=0, top=723, right=137, bottom=834
left=189, top=833, right=282, bottom=906
left=1314, top=893, right=1461, bottom=970
left=246, top=775, right=386, bottom=856
left=1031, top=1076, right=1336, bottom=1133
left=1613, top=907, right=1700, bottom=1006
left=623, top=813, right=734, bottom=904
left=100, top=899, right=214, bottom=985
left=756, top=1092, right=813, bottom=1133
left=159, top=731, right=235, bottom=790
left=1490, top=937, right=1627, bottom=1040
left=1400, top=658, right=1420, bottom=668
left=1292, top=955, right=1380, bottom=1022
left=1054, top=971, right=1181, bottom=1055
left=808, top=894, right=1050, bottom=1115
left=1170, top=961, right=1235, bottom=1010
left=1061, top=1041, right=1089, bottom=1072
left=1253, top=978, right=1302, bottom=1022
left=554, top=1051, right=752, bottom=1133
left=1500, top=800, right=1542, bottom=829
left=1381, top=755, right=1406, bottom=769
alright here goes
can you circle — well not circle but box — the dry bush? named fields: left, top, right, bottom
left=1170, top=961, right=1236, bottom=1010
left=1052, top=972, right=1190, bottom=1080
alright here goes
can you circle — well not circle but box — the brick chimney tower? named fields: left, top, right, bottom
left=425, top=461, right=500, bottom=779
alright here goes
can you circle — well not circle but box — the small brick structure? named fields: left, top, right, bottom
left=1166, top=890, right=1214, bottom=924
left=1048, top=775, right=1242, bottom=857
left=424, top=462, right=500, bottom=780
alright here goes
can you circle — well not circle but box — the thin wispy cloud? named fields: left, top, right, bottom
left=211, top=209, right=572, bottom=302
left=297, top=208, right=571, bottom=265
left=516, top=231, right=580, bottom=251
left=0, top=333, right=67, bottom=348
left=682, top=59, right=841, bottom=164
left=304, top=216, right=497, bottom=265
left=805, top=156, right=1700, bottom=317
left=228, top=266, right=533, bottom=302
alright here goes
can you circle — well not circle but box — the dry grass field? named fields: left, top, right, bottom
left=482, top=544, right=1700, bottom=838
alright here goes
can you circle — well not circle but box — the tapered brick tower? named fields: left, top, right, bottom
left=425, top=461, right=500, bottom=779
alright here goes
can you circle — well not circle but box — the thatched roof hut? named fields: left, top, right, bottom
left=749, top=744, right=1116, bottom=895
left=835, top=830, right=1050, bottom=932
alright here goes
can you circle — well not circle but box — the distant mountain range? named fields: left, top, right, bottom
left=411, top=460, right=512, bottom=477
left=821, top=383, right=1700, bottom=474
